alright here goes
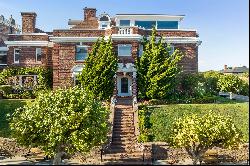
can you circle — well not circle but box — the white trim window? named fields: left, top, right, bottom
left=118, top=44, right=132, bottom=56
left=36, top=48, right=42, bottom=62
left=0, top=51, right=7, bottom=65
left=75, top=45, right=88, bottom=61
left=14, top=48, right=20, bottom=64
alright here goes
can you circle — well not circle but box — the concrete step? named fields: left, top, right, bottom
left=113, top=131, right=134, bottom=135
left=112, top=137, right=136, bottom=142
left=102, top=154, right=143, bottom=161
left=112, top=133, right=135, bottom=137
left=113, top=129, right=134, bottom=133
left=113, top=127, right=134, bottom=131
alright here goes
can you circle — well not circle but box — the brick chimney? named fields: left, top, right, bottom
left=21, top=12, right=37, bottom=33
left=224, top=64, right=228, bottom=70
left=83, top=7, right=97, bottom=21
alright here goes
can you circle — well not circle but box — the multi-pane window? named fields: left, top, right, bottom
left=14, top=48, right=20, bottom=63
left=118, top=44, right=132, bottom=56
left=157, top=21, right=178, bottom=29
left=36, top=48, right=42, bottom=62
left=0, top=51, right=7, bottom=64
left=135, top=21, right=156, bottom=29
left=75, top=46, right=88, bottom=61
left=120, top=20, right=130, bottom=26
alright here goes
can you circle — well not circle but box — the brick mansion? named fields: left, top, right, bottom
left=0, top=7, right=201, bottom=98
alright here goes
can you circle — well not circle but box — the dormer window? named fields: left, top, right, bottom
left=98, top=13, right=111, bottom=29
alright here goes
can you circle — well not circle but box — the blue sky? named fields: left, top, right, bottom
left=0, top=0, right=249, bottom=71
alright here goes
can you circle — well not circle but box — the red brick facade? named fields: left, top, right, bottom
left=3, top=7, right=201, bottom=98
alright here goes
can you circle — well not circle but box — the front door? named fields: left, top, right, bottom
left=117, top=76, right=132, bottom=96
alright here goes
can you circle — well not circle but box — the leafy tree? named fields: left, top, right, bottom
left=202, top=71, right=222, bottom=95
left=136, top=27, right=183, bottom=99
left=9, top=87, right=109, bottom=164
left=169, top=111, right=243, bottom=165
left=78, top=37, right=118, bottom=101
left=217, top=74, right=249, bottom=96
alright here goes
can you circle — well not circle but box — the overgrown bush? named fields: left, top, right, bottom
left=9, top=87, right=109, bottom=164
left=0, top=67, right=52, bottom=99
left=218, top=74, right=249, bottom=96
left=0, top=85, right=13, bottom=95
left=169, top=111, right=243, bottom=165
left=0, top=66, right=52, bottom=89
left=138, top=105, right=153, bottom=142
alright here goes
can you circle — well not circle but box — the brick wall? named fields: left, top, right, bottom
left=52, top=43, right=93, bottom=89
left=53, top=30, right=105, bottom=37
left=8, top=35, right=48, bottom=41
left=145, top=30, right=198, bottom=37
left=174, top=43, right=198, bottom=73
left=7, top=46, right=52, bottom=68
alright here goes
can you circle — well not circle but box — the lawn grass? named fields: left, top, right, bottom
left=147, top=102, right=249, bottom=142
left=0, top=99, right=32, bottom=138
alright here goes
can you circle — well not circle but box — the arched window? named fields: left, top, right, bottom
left=71, top=65, right=84, bottom=86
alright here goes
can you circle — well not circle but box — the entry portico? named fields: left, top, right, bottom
left=114, top=63, right=137, bottom=98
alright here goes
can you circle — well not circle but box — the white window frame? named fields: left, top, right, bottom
left=35, top=48, right=42, bottom=62
left=118, top=44, right=132, bottom=57
left=14, top=48, right=20, bottom=64
left=75, top=45, right=89, bottom=62
left=0, top=51, right=7, bottom=65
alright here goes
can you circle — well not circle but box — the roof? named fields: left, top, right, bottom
left=115, top=14, right=185, bottom=21
left=220, top=66, right=249, bottom=73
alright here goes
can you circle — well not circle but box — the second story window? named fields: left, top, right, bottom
left=36, top=48, right=42, bottom=62
left=76, top=46, right=88, bottom=61
left=14, top=48, right=20, bottom=64
left=120, top=20, right=130, bottom=26
left=0, top=51, right=7, bottom=65
left=157, top=21, right=178, bottom=29
left=118, top=44, right=132, bottom=56
left=135, top=21, right=156, bottom=29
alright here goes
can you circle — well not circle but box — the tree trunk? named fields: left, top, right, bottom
left=53, top=151, right=64, bottom=165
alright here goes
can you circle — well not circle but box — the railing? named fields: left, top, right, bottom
left=118, top=27, right=133, bottom=35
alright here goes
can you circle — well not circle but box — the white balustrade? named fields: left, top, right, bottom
left=118, top=27, right=133, bottom=35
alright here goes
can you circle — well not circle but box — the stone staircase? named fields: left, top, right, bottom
left=102, top=97, right=145, bottom=164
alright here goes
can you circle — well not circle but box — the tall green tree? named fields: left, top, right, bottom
left=136, top=28, right=183, bottom=99
left=9, top=87, right=109, bottom=164
left=78, top=37, right=118, bottom=100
